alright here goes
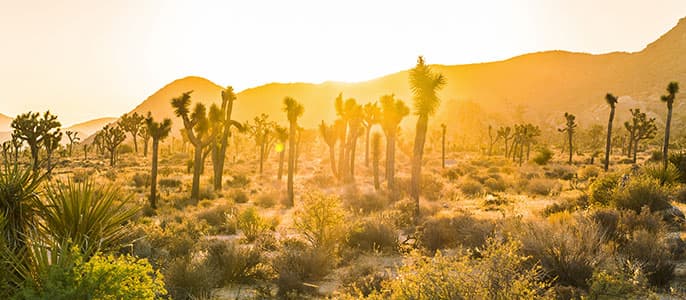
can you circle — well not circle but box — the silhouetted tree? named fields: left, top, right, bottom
left=283, top=97, right=304, bottom=207
left=82, top=143, right=90, bottom=160
left=212, top=86, right=241, bottom=190
left=101, top=124, right=126, bottom=167
left=604, top=93, right=618, bottom=171
left=11, top=111, right=61, bottom=172
left=249, top=113, right=276, bottom=176
left=558, top=112, right=577, bottom=164
left=171, top=91, right=220, bottom=201
left=138, top=114, right=151, bottom=157
left=65, top=130, right=79, bottom=157
left=379, top=94, right=409, bottom=192
left=362, top=102, right=380, bottom=167
left=319, top=121, right=338, bottom=178
left=410, top=56, right=446, bottom=218
left=119, top=112, right=145, bottom=154
left=661, top=81, right=679, bottom=173
left=344, top=100, right=363, bottom=182
left=43, top=129, right=62, bottom=177
left=487, top=125, right=500, bottom=156
left=497, top=126, right=513, bottom=157
left=274, top=125, right=288, bottom=181
left=372, top=132, right=382, bottom=190
left=145, top=115, right=172, bottom=209
left=629, top=109, right=657, bottom=163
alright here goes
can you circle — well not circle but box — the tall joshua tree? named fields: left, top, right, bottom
left=101, top=124, right=126, bottom=167
left=409, top=56, right=446, bottom=218
left=283, top=97, right=304, bottom=207
left=138, top=115, right=151, bottom=157
left=65, top=130, right=79, bottom=157
left=119, top=112, right=145, bottom=154
left=172, top=91, right=220, bottom=201
left=274, top=125, right=288, bottom=181
left=604, top=93, right=618, bottom=171
left=43, top=129, right=62, bottom=177
left=497, top=126, right=513, bottom=157
left=319, top=121, right=338, bottom=178
left=661, top=81, right=679, bottom=172
left=362, top=102, right=380, bottom=167
left=145, top=115, right=172, bottom=209
left=372, top=132, right=382, bottom=190
left=345, top=100, right=363, bottom=182
left=212, top=86, right=241, bottom=190
left=11, top=111, right=61, bottom=172
left=379, top=94, right=409, bottom=192
left=631, top=111, right=657, bottom=163
left=558, top=112, right=577, bottom=164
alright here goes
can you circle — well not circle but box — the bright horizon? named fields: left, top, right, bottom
left=2, top=0, right=686, bottom=126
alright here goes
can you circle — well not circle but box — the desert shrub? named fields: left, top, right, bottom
left=421, top=173, right=444, bottom=201
left=533, top=147, right=553, bottom=165
left=117, top=144, right=133, bottom=154
left=459, top=179, right=483, bottom=197
left=195, top=202, right=236, bottom=234
left=526, top=178, right=560, bottom=196
left=641, top=162, right=681, bottom=186
left=354, top=238, right=550, bottom=299
left=588, top=264, right=653, bottom=299
left=588, top=172, right=621, bottom=206
left=102, top=169, right=117, bottom=181
left=226, top=174, right=250, bottom=188
left=545, top=165, right=575, bottom=180
left=198, top=185, right=216, bottom=200
left=620, top=229, right=675, bottom=286
left=272, top=238, right=333, bottom=297
left=131, top=172, right=151, bottom=188
left=347, top=218, right=398, bottom=253
left=669, top=151, right=686, bottom=183
left=202, top=239, right=267, bottom=285
left=153, top=219, right=210, bottom=259
left=577, top=165, right=601, bottom=180
left=483, top=176, right=507, bottom=193
left=306, top=172, right=335, bottom=188
left=612, top=176, right=671, bottom=213
left=481, top=194, right=512, bottom=211
left=343, top=192, right=388, bottom=214
left=340, top=260, right=388, bottom=297
left=229, top=189, right=249, bottom=203
left=71, top=169, right=94, bottom=183
left=254, top=192, right=278, bottom=208
left=517, top=213, right=606, bottom=288
left=649, top=150, right=663, bottom=162
left=442, top=167, right=463, bottom=181
left=293, top=191, right=347, bottom=253
left=158, top=178, right=181, bottom=189
left=677, top=187, right=686, bottom=204
left=418, top=213, right=494, bottom=252
left=164, top=256, right=216, bottom=300
left=237, top=206, right=269, bottom=242
left=542, top=194, right=587, bottom=216
left=383, top=198, right=416, bottom=229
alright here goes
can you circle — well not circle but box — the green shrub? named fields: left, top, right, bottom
left=421, top=173, right=444, bottom=201
left=230, top=189, right=249, bottom=203
left=588, top=172, right=620, bottom=206
left=542, top=195, right=587, bottom=216
left=669, top=151, right=686, bottom=183
left=459, top=179, right=483, bottom=197
left=273, top=238, right=333, bottom=297
left=533, top=147, right=553, bottom=165
left=131, top=172, right=151, bottom=188
left=195, top=202, right=236, bottom=235
left=418, top=213, right=494, bottom=252
left=347, top=219, right=398, bottom=253
left=641, top=162, right=681, bottom=185
left=164, top=256, right=216, bottom=300
left=588, top=265, right=652, bottom=299
left=577, top=165, right=601, bottom=180
left=254, top=192, right=278, bottom=208
left=483, top=177, right=507, bottom=193
left=237, top=207, right=269, bottom=242
left=293, top=192, right=347, bottom=253
left=203, top=239, right=266, bottom=285
left=226, top=174, right=250, bottom=188
left=526, top=178, right=560, bottom=196
left=340, top=260, right=387, bottom=297
left=612, top=176, right=671, bottom=213
left=621, top=229, right=675, bottom=286
left=354, top=238, right=550, bottom=299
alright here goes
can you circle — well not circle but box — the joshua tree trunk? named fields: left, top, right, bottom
left=29, top=144, right=39, bottom=172
left=132, top=135, right=138, bottom=154
left=278, top=150, right=285, bottom=181
left=663, top=105, right=673, bottom=171
left=604, top=106, right=615, bottom=171
left=143, top=139, right=149, bottom=157
left=338, top=135, right=346, bottom=180
left=567, top=131, right=573, bottom=164
left=526, top=142, right=531, bottom=161
left=287, top=121, right=296, bottom=206
left=191, top=144, right=202, bottom=201
left=372, top=133, right=381, bottom=191
left=328, top=144, right=337, bottom=178
left=504, top=137, right=510, bottom=158
left=633, top=138, right=639, bottom=163
left=349, top=136, right=358, bottom=182
left=259, top=142, right=265, bottom=175
left=385, top=134, right=396, bottom=191
left=410, top=115, right=429, bottom=220
left=150, top=139, right=160, bottom=209
left=365, top=126, right=371, bottom=167
left=627, top=131, right=635, bottom=159
left=441, top=125, right=446, bottom=168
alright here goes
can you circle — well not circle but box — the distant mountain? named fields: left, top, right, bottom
left=0, top=113, right=12, bottom=132
left=128, top=17, right=686, bottom=132
left=65, top=117, right=117, bottom=137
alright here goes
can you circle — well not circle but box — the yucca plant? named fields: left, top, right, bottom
left=36, top=179, right=139, bottom=257
left=0, top=163, right=44, bottom=252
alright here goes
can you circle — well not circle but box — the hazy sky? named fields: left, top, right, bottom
left=1, top=0, right=686, bottom=126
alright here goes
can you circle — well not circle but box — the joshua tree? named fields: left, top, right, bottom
left=409, top=56, right=446, bottom=217
left=661, top=81, right=679, bottom=172
left=487, top=125, right=500, bottom=156
left=119, top=112, right=145, bottom=154
left=344, top=99, right=363, bottom=182
left=82, top=143, right=90, bottom=160
left=558, top=112, right=577, bottom=164
left=43, top=129, right=62, bottom=176
left=319, top=121, right=338, bottom=178
left=283, top=97, right=304, bottom=207
left=212, top=86, right=241, bottom=190
left=441, top=123, right=447, bottom=168
left=65, top=131, right=79, bottom=157
left=145, top=115, right=172, bottom=209
left=101, top=124, right=126, bottom=167
left=11, top=111, right=61, bottom=172
left=138, top=116, right=151, bottom=157
left=372, top=132, right=382, bottom=190
left=497, top=126, right=513, bottom=157
left=629, top=109, right=657, bottom=163
left=379, top=94, right=409, bottom=192
left=249, top=113, right=276, bottom=176
left=522, top=123, right=541, bottom=162
left=604, top=93, right=618, bottom=171
left=274, top=125, right=288, bottom=181
left=171, top=91, right=221, bottom=201
left=362, top=102, right=380, bottom=167
left=334, top=94, right=350, bottom=180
